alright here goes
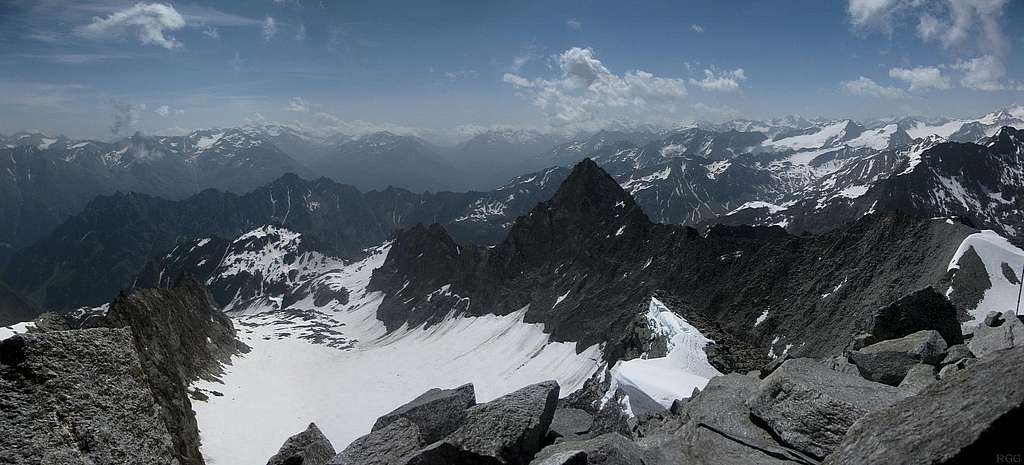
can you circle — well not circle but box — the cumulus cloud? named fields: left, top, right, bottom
left=953, top=55, right=1007, bottom=91
left=888, top=65, right=951, bottom=91
left=688, top=66, right=747, bottom=92
left=503, top=47, right=688, bottom=128
left=690, top=24, right=704, bottom=33
left=286, top=97, right=310, bottom=112
left=848, top=0, right=1009, bottom=55
left=262, top=16, right=277, bottom=41
left=840, top=76, right=907, bottom=98
left=111, top=102, right=146, bottom=135
left=566, top=18, right=582, bottom=30
left=79, top=3, right=186, bottom=49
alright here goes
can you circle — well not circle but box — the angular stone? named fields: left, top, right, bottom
left=530, top=451, right=587, bottom=465
left=969, top=311, right=1024, bottom=358
left=824, top=346, right=1024, bottom=465
left=869, top=287, right=963, bottom=345
left=848, top=330, right=948, bottom=385
left=267, top=423, right=336, bottom=465
left=850, top=333, right=875, bottom=350
left=404, top=381, right=560, bottom=465
left=897, top=364, right=936, bottom=395
left=938, top=358, right=976, bottom=380
left=983, top=310, right=1003, bottom=327
left=939, top=344, right=974, bottom=366
left=330, top=418, right=424, bottom=465
left=548, top=408, right=594, bottom=440
left=530, top=434, right=646, bottom=465
left=643, top=374, right=798, bottom=465
left=371, top=383, right=476, bottom=443
left=746, top=358, right=908, bottom=459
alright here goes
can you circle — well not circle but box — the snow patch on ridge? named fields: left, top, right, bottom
left=602, top=297, right=721, bottom=413
left=947, top=230, right=1024, bottom=325
left=0, top=321, right=35, bottom=341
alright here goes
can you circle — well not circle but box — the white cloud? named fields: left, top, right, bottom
left=286, top=97, right=310, bottom=112
left=691, top=24, right=704, bottom=33
left=847, top=0, right=907, bottom=30
left=111, top=102, right=146, bottom=135
left=566, top=18, right=582, bottom=30
left=840, top=76, right=907, bottom=98
left=79, top=3, right=186, bottom=49
left=688, top=66, right=747, bottom=92
left=154, top=105, right=170, bottom=116
left=953, top=55, right=1006, bottom=91
left=295, top=23, right=306, bottom=41
left=202, top=26, right=220, bottom=39
left=503, top=47, right=687, bottom=128
left=888, top=66, right=951, bottom=91
left=848, top=0, right=1009, bottom=56
left=262, top=16, right=277, bottom=41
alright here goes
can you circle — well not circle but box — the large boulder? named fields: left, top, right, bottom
left=868, top=287, right=963, bottom=345
left=530, top=434, right=647, bottom=465
left=746, top=358, right=908, bottom=459
left=547, top=408, right=594, bottom=441
left=824, top=346, right=1024, bottom=465
left=642, top=374, right=800, bottom=465
left=371, top=383, right=476, bottom=443
left=968, top=310, right=1024, bottom=358
left=847, top=330, right=947, bottom=385
left=896, top=364, right=937, bottom=395
left=0, top=329, right=181, bottom=465
left=267, top=423, right=336, bottom=465
left=330, top=418, right=424, bottom=465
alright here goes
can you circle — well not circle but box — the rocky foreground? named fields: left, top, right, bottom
left=268, top=310, right=1024, bottom=465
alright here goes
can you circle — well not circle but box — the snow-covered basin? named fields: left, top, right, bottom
left=602, top=297, right=721, bottom=414
left=947, top=230, right=1024, bottom=325
left=192, top=246, right=602, bottom=465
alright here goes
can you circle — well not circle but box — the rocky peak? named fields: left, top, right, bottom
left=987, top=126, right=1023, bottom=154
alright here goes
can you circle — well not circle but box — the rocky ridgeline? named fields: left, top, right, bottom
left=0, top=279, right=247, bottom=465
left=276, top=310, right=1024, bottom=465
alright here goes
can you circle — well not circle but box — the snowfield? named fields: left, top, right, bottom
left=947, top=230, right=1024, bottom=325
left=192, top=243, right=603, bottom=465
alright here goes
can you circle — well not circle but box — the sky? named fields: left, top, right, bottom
left=0, top=0, right=1021, bottom=140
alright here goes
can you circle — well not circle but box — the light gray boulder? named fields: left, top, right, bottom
left=330, top=418, right=423, bottom=465
left=939, top=344, right=974, bottom=366
left=848, top=330, right=947, bottom=385
left=969, top=310, right=1024, bottom=358
left=371, top=383, right=476, bottom=444
left=530, top=434, right=646, bottom=465
left=746, top=358, right=908, bottom=459
left=824, top=346, right=1024, bottom=465
left=267, top=423, right=336, bottom=465
left=897, top=364, right=937, bottom=395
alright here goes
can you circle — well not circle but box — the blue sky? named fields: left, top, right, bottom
left=0, top=0, right=1021, bottom=139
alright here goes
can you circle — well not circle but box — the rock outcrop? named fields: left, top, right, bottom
left=530, top=434, right=647, bottom=465
left=0, top=328, right=180, bottom=465
left=371, top=383, right=476, bottom=444
left=969, top=310, right=1024, bottom=357
left=746, top=358, right=908, bottom=458
left=847, top=330, right=948, bottom=385
left=825, top=346, right=1024, bottom=465
left=868, top=287, right=963, bottom=345
left=267, top=423, right=336, bottom=465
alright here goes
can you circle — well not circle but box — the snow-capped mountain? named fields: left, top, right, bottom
left=900, top=105, right=1024, bottom=142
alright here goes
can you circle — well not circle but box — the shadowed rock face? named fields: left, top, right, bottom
left=0, top=278, right=37, bottom=326
left=99, top=278, right=248, bottom=465
left=868, top=287, right=963, bottom=345
left=370, top=159, right=976, bottom=366
left=0, top=328, right=180, bottom=465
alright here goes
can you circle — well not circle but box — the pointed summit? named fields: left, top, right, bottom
left=547, top=158, right=643, bottom=216
left=987, top=126, right=1022, bottom=154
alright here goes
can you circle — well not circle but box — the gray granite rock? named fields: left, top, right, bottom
left=267, top=423, right=335, bottom=465
left=969, top=310, right=1024, bottom=358
left=897, top=364, right=937, bottom=395
left=939, top=344, right=974, bottom=366
left=848, top=330, right=948, bottom=385
left=825, top=346, right=1024, bottom=465
left=548, top=408, right=594, bottom=440
left=530, top=434, right=646, bottom=465
left=330, top=418, right=424, bottom=465
left=747, top=358, right=908, bottom=459
left=0, top=329, right=181, bottom=465
left=371, top=383, right=476, bottom=444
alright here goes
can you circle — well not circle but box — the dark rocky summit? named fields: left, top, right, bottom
left=371, top=383, right=477, bottom=444
left=0, top=328, right=180, bottom=465
left=267, top=423, right=337, bottom=465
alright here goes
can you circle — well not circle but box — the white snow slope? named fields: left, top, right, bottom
left=192, top=243, right=603, bottom=465
left=947, top=230, right=1024, bottom=324
left=602, top=297, right=721, bottom=413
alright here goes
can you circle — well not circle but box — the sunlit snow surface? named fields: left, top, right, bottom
left=0, top=321, right=35, bottom=341
left=192, top=244, right=602, bottom=465
left=947, top=230, right=1024, bottom=324
left=602, top=298, right=720, bottom=413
